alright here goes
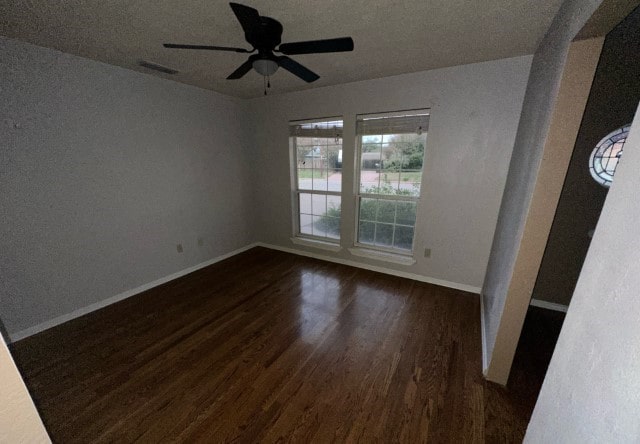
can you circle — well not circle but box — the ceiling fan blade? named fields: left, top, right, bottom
left=227, top=58, right=255, bottom=79
left=277, top=56, right=319, bottom=83
left=278, top=37, right=354, bottom=55
left=164, top=43, right=251, bottom=53
left=229, top=2, right=262, bottom=34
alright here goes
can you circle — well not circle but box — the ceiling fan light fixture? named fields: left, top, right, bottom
left=252, top=59, right=279, bottom=76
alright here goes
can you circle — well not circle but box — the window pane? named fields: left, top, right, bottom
left=359, top=221, right=375, bottom=244
left=300, top=214, right=313, bottom=236
left=328, top=168, right=341, bottom=192
left=382, top=134, right=425, bottom=197
left=311, top=194, right=327, bottom=217
left=359, top=198, right=377, bottom=222
left=360, top=142, right=382, bottom=193
left=393, top=225, right=415, bottom=250
left=315, top=196, right=341, bottom=239
left=377, top=199, right=396, bottom=224
left=327, top=195, right=341, bottom=213
left=360, top=171, right=380, bottom=193
left=375, top=223, right=394, bottom=247
left=396, top=201, right=417, bottom=226
left=327, top=144, right=342, bottom=193
left=394, top=134, right=425, bottom=197
left=299, top=193, right=312, bottom=215
left=359, top=129, right=426, bottom=198
left=297, top=168, right=313, bottom=190
left=399, top=170, right=421, bottom=195
left=381, top=170, right=401, bottom=193
left=312, top=165, right=327, bottom=191
left=295, top=134, right=343, bottom=193
left=323, top=217, right=341, bottom=239
left=311, top=215, right=322, bottom=237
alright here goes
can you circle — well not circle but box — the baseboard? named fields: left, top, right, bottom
left=255, top=242, right=482, bottom=294
left=9, top=241, right=481, bottom=342
left=529, top=298, right=569, bottom=313
left=9, top=243, right=260, bottom=342
left=480, top=292, right=489, bottom=373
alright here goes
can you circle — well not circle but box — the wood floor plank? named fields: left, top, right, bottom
left=9, top=247, right=554, bottom=443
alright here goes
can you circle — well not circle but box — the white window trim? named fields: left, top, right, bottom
left=348, top=247, right=417, bottom=265
left=291, top=237, right=342, bottom=252
left=290, top=117, right=343, bottom=244
left=352, top=110, right=429, bottom=256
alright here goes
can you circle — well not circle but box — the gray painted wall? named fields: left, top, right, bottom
left=0, top=37, right=254, bottom=336
left=481, top=0, right=603, bottom=367
left=1, top=36, right=531, bottom=340
left=525, top=103, right=640, bottom=443
left=248, top=56, right=532, bottom=290
left=533, top=6, right=640, bottom=306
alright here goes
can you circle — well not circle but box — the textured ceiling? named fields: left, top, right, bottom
left=0, top=0, right=564, bottom=98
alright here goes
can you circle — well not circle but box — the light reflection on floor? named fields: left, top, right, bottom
left=294, top=266, right=409, bottom=346
left=295, top=268, right=340, bottom=344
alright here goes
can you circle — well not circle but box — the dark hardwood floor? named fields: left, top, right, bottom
left=10, top=247, right=562, bottom=443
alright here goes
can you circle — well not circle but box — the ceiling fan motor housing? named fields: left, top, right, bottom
left=246, top=16, right=283, bottom=51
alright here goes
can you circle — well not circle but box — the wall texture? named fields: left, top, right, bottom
left=533, top=6, right=640, bottom=306
left=525, top=104, right=640, bottom=443
left=481, top=0, right=603, bottom=383
left=0, top=37, right=254, bottom=337
left=248, top=56, right=532, bottom=291
left=0, top=335, right=49, bottom=443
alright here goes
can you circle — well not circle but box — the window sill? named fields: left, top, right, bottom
left=291, top=237, right=342, bottom=252
left=348, top=247, right=416, bottom=266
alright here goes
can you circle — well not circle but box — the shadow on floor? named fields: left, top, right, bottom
left=484, top=306, right=565, bottom=441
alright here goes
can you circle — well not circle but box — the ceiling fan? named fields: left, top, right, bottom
left=163, top=2, right=354, bottom=90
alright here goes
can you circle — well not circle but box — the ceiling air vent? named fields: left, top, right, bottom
left=138, top=60, right=179, bottom=75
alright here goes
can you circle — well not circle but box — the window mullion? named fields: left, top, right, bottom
left=358, top=193, right=418, bottom=202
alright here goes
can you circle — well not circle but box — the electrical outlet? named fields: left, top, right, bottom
left=197, top=237, right=204, bottom=247
left=424, top=248, right=431, bottom=258
left=176, top=243, right=183, bottom=253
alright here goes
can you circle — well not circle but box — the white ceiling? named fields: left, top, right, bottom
left=0, top=0, right=564, bottom=98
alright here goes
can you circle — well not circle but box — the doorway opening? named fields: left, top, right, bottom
left=511, top=2, right=640, bottom=404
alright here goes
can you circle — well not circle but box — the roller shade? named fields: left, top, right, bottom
left=357, top=111, right=429, bottom=135
left=289, top=119, right=343, bottom=138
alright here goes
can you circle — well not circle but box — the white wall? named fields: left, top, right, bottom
left=0, top=334, right=49, bottom=443
left=481, top=0, right=603, bottom=383
left=0, top=37, right=254, bottom=337
left=1, top=36, right=532, bottom=341
left=525, top=104, right=640, bottom=443
left=247, top=56, right=532, bottom=290
left=1, top=37, right=533, bottom=340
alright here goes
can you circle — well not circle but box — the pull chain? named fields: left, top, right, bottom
left=263, top=76, right=273, bottom=96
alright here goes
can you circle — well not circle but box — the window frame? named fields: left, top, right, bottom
left=589, top=123, right=630, bottom=188
left=290, top=116, right=344, bottom=244
left=353, top=109, right=429, bottom=256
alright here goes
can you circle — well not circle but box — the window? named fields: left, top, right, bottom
left=291, top=118, right=343, bottom=242
left=589, top=124, right=630, bottom=187
left=355, top=110, right=429, bottom=254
